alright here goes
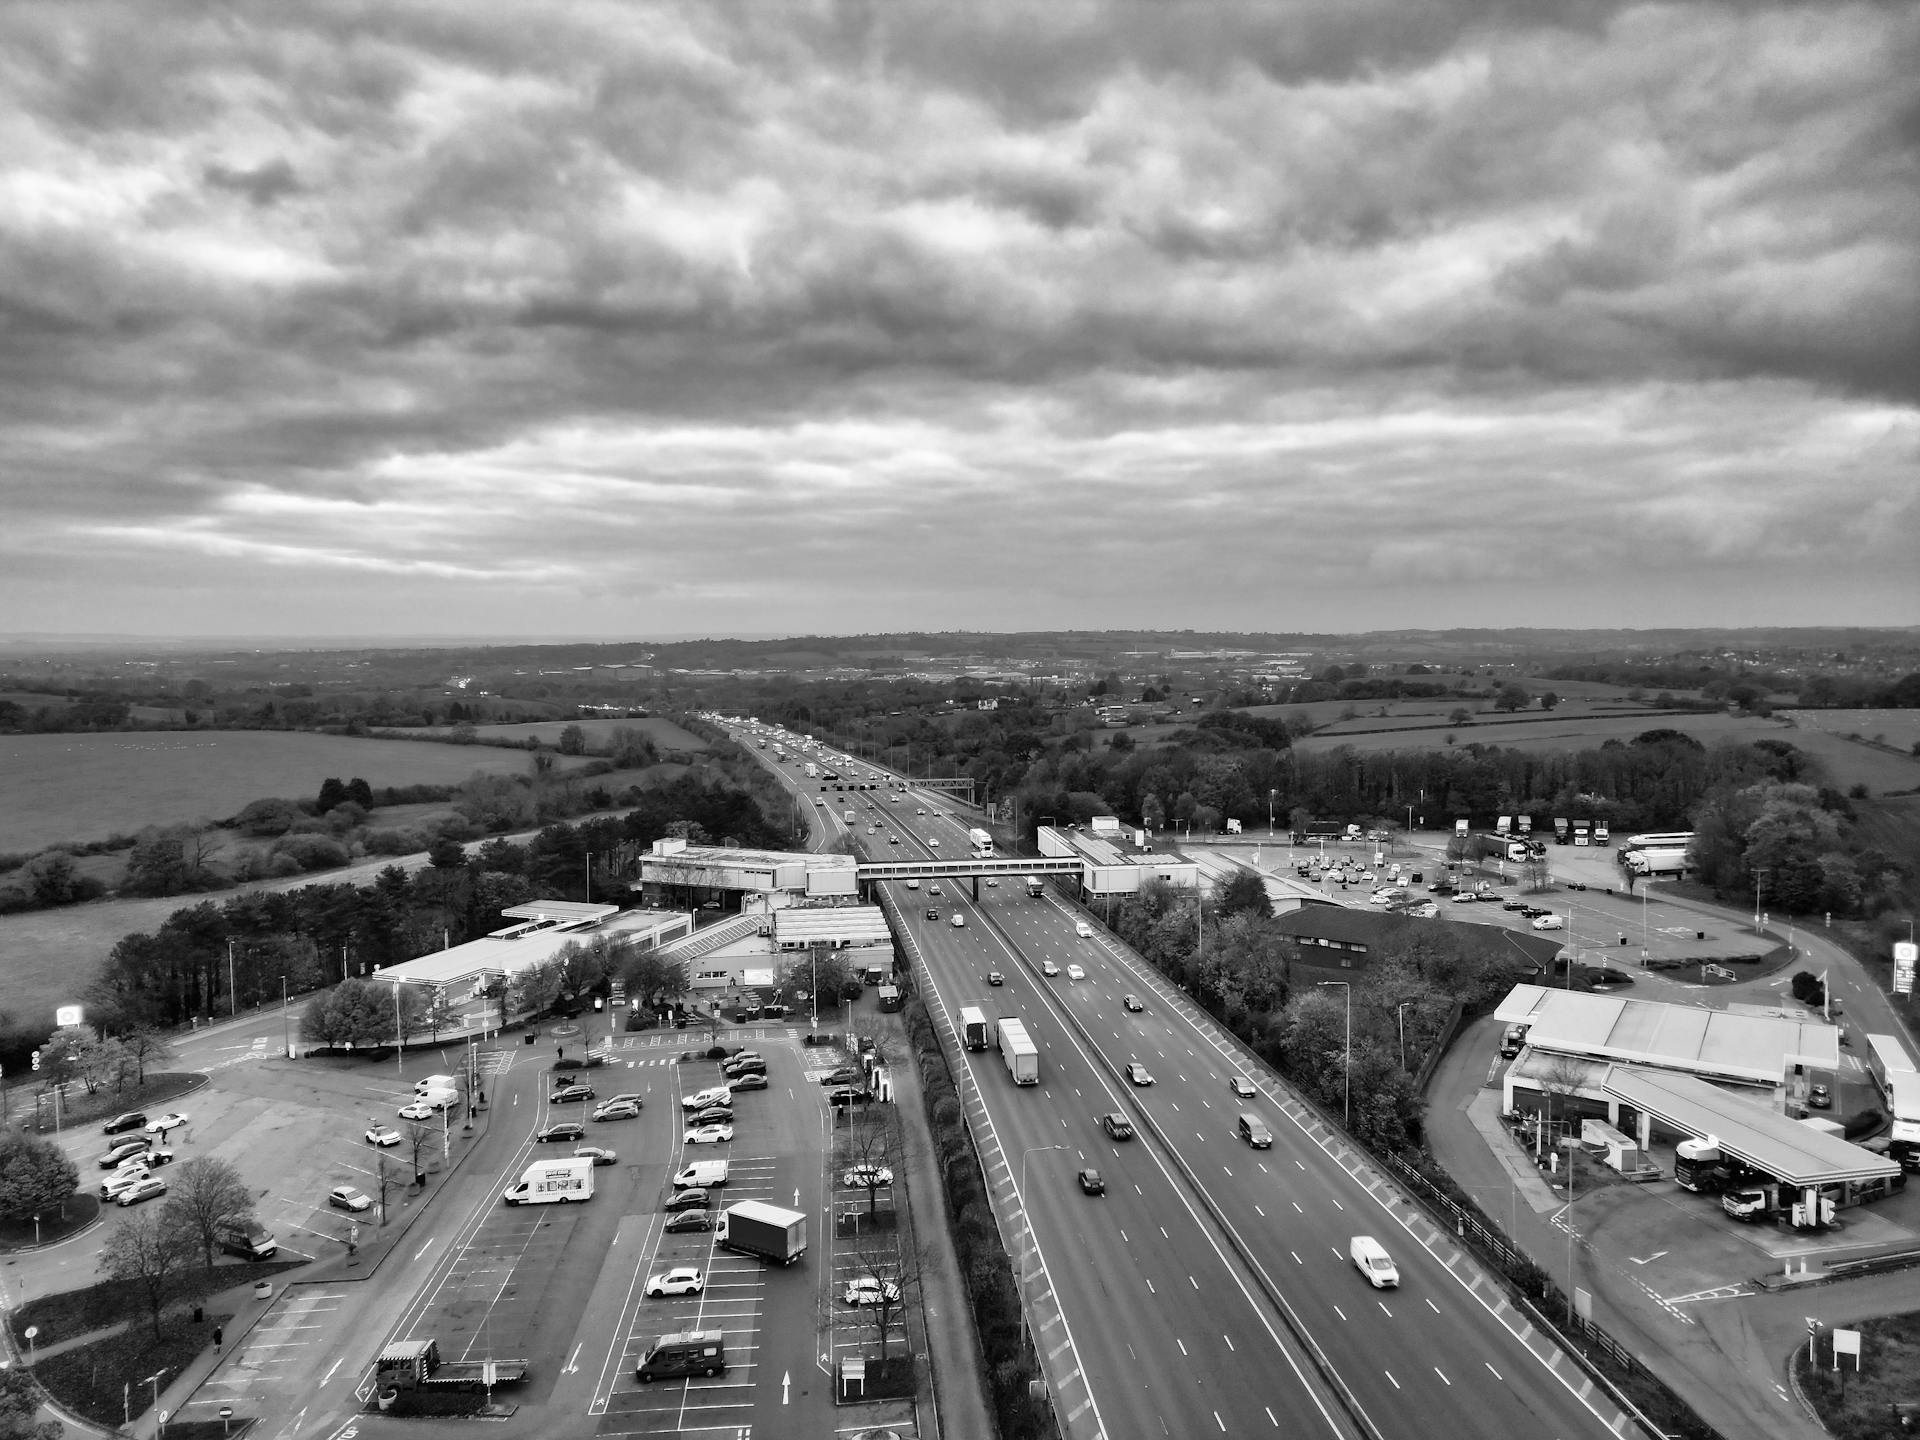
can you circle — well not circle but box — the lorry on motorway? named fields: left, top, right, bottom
left=960, top=1006, right=991, bottom=1051
left=968, top=826, right=994, bottom=857
left=1025, top=875, right=1046, bottom=898
left=804, top=762, right=819, bottom=777
left=717, top=1200, right=807, bottom=1264
left=502, top=1157, right=594, bottom=1205
left=997, top=1018, right=1039, bottom=1085
left=375, top=1337, right=529, bottom=1394
left=843, top=810, right=856, bottom=824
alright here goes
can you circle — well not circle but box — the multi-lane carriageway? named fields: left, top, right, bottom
left=761, top=736, right=1655, bottom=1440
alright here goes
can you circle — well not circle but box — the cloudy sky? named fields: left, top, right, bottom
left=2, top=1, right=1916, bottom=640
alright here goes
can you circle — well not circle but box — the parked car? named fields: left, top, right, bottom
left=117, top=1146, right=173, bottom=1173
left=593, top=1100, right=641, bottom=1122
left=685, top=1105, right=735, bottom=1128
left=727, top=1073, right=769, bottom=1092
left=1077, top=1168, right=1106, bottom=1195
left=827, top=1087, right=871, bottom=1108
left=820, top=1067, right=862, bottom=1086
left=144, top=1112, right=190, bottom=1136
left=550, top=1085, right=595, bottom=1104
left=98, top=1137, right=152, bottom=1170
left=574, top=1145, right=619, bottom=1166
left=663, top=1188, right=711, bottom=1213
left=328, top=1186, right=374, bottom=1213
left=397, top=1102, right=438, bottom=1121
left=365, top=1125, right=402, bottom=1147
left=842, top=1165, right=893, bottom=1189
left=1101, top=1112, right=1134, bottom=1141
left=115, top=1175, right=168, bottom=1207
left=1809, top=1084, right=1832, bottom=1109
left=645, top=1267, right=705, bottom=1298
left=1502, top=898, right=1529, bottom=911
left=537, top=1122, right=586, bottom=1143
left=682, top=1087, right=731, bottom=1110
left=100, top=1167, right=157, bottom=1201
left=663, top=1209, right=714, bottom=1233
left=1531, top=913, right=1565, bottom=931
left=683, top=1124, right=733, bottom=1145
left=102, top=1112, right=147, bottom=1136
left=843, top=1276, right=901, bottom=1307
left=1451, top=891, right=1479, bottom=904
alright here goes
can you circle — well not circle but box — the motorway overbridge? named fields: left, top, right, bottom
left=854, top=854, right=1081, bottom=902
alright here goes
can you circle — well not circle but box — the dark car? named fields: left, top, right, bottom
left=1476, top=891, right=1504, bottom=902
left=987, top=972, right=1004, bottom=987
left=1101, top=1113, right=1134, bottom=1141
left=1077, top=1168, right=1106, bottom=1195
left=663, top=1209, right=715, bottom=1233
left=828, top=1087, right=871, bottom=1108
left=727, top=1073, right=769, bottom=1091
left=537, top=1122, right=586, bottom=1144
left=686, top=1105, right=735, bottom=1128
left=1502, top=898, right=1529, bottom=911
left=722, top=1059, right=766, bottom=1079
left=925, top=907, right=940, bottom=921
left=820, top=1067, right=861, bottom=1086
left=550, top=1085, right=595, bottom=1104
left=98, top=1137, right=153, bottom=1169
left=1809, top=1083, right=1832, bottom=1109
left=663, top=1188, right=711, bottom=1212
left=103, top=1112, right=147, bottom=1136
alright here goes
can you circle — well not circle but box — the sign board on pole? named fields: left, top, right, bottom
left=1893, top=942, right=1917, bottom=997
left=54, top=1005, right=83, bottom=1027
left=1834, top=1328, right=1861, bottom=1369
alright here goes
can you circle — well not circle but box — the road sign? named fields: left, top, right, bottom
left=1894, top=941, right=1917, bottom=996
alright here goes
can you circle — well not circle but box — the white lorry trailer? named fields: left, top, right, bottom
left=997, top=1018, right=1039, bottom=1085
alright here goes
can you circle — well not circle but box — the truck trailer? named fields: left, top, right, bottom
left=960, top=1006, right=991, bottom=1051
left=717, top=1200, right=807, bottom=1265
left=1624, top=846, right=1690, bottom=877
left=375, top=1338, right=528, bottom=1395
left=997, top=1018, right=1039, bottom=1085
left=502, top=1157, right=594, bottom=1205
left=1024, top=874, right=1046, bottom=898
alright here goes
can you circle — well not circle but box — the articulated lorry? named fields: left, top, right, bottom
left=960, top=1006, right=991, bottom=1051
left=717, top=1200, right=807, bottom=1265
left=1025, top=875, right=1046, bottom=898
left=1624, top=846, right=1690, bottom=878
left=375, top=1338, right=529, bottom=1394
left=997, top=1018, right=1039, bottom=1085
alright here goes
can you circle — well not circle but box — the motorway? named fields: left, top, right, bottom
left=758, top=737, right=1647, bottom=1440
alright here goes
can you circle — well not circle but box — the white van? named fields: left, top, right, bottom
left=415, top=1074, right=459, bottom=1096
left=1075, top=921, right=1093, bottom=939
left=1349, top=1235, right=1399, bottom=1288
left=503, top=1157, right=594, bottom=1205
left=672, top=1159, right=730, bottom=1190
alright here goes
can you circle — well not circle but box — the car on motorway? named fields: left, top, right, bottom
left=682, top=1087, right=732, bottom=1110
left=1075, top=921, right=1094, bottom=938
left=1229, top=1076, right=1258, bottom=1098
left=986, top=878, right=998, bottom=887
left=1809, top=1083, right=1832, bottom=1109
left=843, top=1276, right=901, bottom=1307
left=1040, top=960, right=1060, bottom=977
left=683, top=1124, right=733, bottom=1145
left=950, top=913, right=966, bottom=928
left=820, top=1067, right=862, bottom=1086
left=1125, top=1062, right=1153, bottom=1086
left=1123, top=994, right=1144, bottom=1012
left=145, top=1112, right=190, bottom=1136
left=1101, top=1112, right=1134, bottom=1140
left=662, top=1209, right=714, bottom=1234
left=98, top=1137, right=152, bottom=1169
left=1077, top=1168, right=1106, bottom=1195
left=550, top=1084, right=595, bottom=1104
left=986, top=971, right=1004, bottom=986
left=593, top=1099, right=641, bottom=1122
left=115, top=1175, right=168, bottom=1207
left=103, top=1112, right=147, bottom=1135
left=905, top=878, right=919, bottom=889
left=925, top=907, right=939, bottom=920
left=827, top=1087, right=871, bottom=1108
left=328, top=1185, right=374, bottom=1213
left=842, top=1165, right=893, bottom=1189
left=645, top=1266, right=705, bottom=1298
left=1350, top=1235, right=1400, bottom=1288
left=537, top=1122, right=586, bottom=1143
left=727, top=1073, right=769, bottom=1092
left=1531, top=913, right=1565, bottom=931
left=574, top=1145, right=619, bottom=1166
left=930, top=884, right=943, bottom=896
left=663, top=1188, right=711, bottom=1212
left=365, top=1124, right=402, bottom=1146
left=889, top=836, right=899, bottom=845
left=928, top=837, right=940, bottom=847
left=1066, top=964, right=1085, bottom=981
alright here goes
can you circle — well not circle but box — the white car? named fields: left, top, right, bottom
left=906, top=879, right=919, bottom=890
left=397, top=1102, right=437, bottom=1121
left=1531, top=913, right=1565, bottom=931
left=842, top=1165, right=894, bottom=1189
left=115, top=1175, right=168, bottom=1207
left=645, top=1266, right=705, bottom=1298
left=1125, top=1062, right=1153, bottom=1086
left=365, top=1125, right=402, bottom=1147
left=1041, top=961, right=1060, bottom=977
left=681, top=1087, right=731, bottom=1111
left=950, top=913, right=966, bottom=928
left=843, top=1276, right=901, bottom=1307
left=928, top=837, right=940, bottom=847
left=327, top=1185, right=374, bottom=1213
left=683, top=1124, right=734, bottom=1145
left=1066, top=965, right=1086, bottom=981
left=1451, top=891, right=1478, bottom=904
left=1075, top=921, right=1093, bottom=938
left=1350, top=1235, right=1400, bottom=1288
left=1229, top=1076, right=1258, bottom=1098
left=145, top=1112, right=189, bottom=1136
left=100, top=1167, right=155, bottom=1201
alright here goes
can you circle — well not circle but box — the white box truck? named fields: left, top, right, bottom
left=503, top=1157, right=594, bottom=1205
left=960, top=1006, right=991, bottom=1051
left=997, top=1018, right=1039, bottom=1085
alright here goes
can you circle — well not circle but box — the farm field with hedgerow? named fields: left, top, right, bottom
left=0, top=730, right=602, bottom=852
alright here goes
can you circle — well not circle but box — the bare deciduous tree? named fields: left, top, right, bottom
left=163, top=1156, right=255, bottom=1271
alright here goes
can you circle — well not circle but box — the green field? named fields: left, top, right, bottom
left=380, top=717, right=710, bottom=750
left=0, top=731, right=599, bottom=853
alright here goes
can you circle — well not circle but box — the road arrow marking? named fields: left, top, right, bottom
left=1629, top=1251, right=1669, bottom=1266
left=564, top=1343, right=582, bottom=1374
left=782, top=1370, right=791, bottom=1403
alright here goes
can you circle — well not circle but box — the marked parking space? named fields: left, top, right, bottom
left=180, top=1288, right=351, bottom=1416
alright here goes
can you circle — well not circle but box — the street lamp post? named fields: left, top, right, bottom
left=1396, top=1001, right=1412, bottom=1071
left=281, top=976, right=291, bottom=1059
left=144, top=1370, right=168, bottom=1435
left=228, top=940, right=238, bottom=1017
left=1753, top=868, right=1768, bottom=934
left=1317, top=981, right=1351, bottom=1127
left=1017, top=1145, right=1068, bottom=1355
left=1268, top=789, right=1276, bottom=838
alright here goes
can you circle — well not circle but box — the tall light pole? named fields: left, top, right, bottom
left=227, top=940, right=238, bottom=1017
left=144, top=1369, right=168, bottom=1435
left=1396, top=1001, right=1411, bottom=1071
left=1317, top=981, right=1351, bottom=1127
left=281, top=976, right=291, bottom=1059
left=1017, top=1145, right=1068, bottom=1354
left=1268, top=789, right=1276, bottom=838
left=1753, top=868, right=1768, bottom=934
